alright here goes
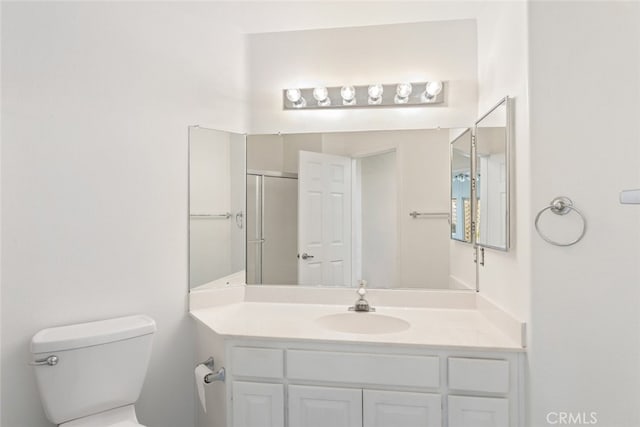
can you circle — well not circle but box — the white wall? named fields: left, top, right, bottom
left=246, top=134, right=284, bottom=172
left=395, top=131, right=451, bottom=289
left=358, top=151, right=397, bottom=288
left=247, top=20, right=478, bottom=134
left=1, top=3, right=247, bottom=427
left=528, top=2, right=640, bottom=426
left=474, top=0, right=531, bottom=324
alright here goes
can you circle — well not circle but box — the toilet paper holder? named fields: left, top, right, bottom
left=199, top=357, right=225, bottom=383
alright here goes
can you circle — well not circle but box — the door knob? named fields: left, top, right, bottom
left=300, top=253, right=314, bottom=260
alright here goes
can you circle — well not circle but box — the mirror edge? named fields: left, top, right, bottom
left=450, top=128, right=473, bottom=245
left=473, top=96, right=512, bottom=252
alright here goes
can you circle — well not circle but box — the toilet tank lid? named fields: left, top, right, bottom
left=31, top=315, right=156, bottom=353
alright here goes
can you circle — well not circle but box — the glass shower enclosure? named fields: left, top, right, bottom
left=246, top=172, right=298, bottom=285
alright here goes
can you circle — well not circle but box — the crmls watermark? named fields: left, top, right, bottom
left=546, top=412, right=598, bottom=425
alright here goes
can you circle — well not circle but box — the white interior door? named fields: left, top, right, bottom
left=298, top=151, right=352, bottom=286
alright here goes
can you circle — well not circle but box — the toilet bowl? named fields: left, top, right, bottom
left=30, top=315, right=156, bottom=427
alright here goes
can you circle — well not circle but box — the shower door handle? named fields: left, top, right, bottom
left=299, top=253, right=314, bottom=260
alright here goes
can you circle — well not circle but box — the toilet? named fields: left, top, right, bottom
left=30, top=314, right=157, bottom=426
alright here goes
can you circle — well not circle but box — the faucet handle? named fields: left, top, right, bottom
left=357, top=280, right=367, bottom=296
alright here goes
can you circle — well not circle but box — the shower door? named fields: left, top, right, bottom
left=247, top=173, right=298, bottom=285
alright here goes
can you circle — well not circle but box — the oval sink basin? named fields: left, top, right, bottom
left=316, top=312, right=410, bottom=335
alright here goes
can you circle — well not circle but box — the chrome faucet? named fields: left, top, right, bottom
left=349, top=280, right=375, bottom=312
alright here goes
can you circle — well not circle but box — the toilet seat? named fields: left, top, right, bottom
left=60, top=405, right=144, bottom=427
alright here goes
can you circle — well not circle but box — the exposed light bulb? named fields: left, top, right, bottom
left=286, top=88, right=306, bottom=108
left=368, top=84, right=383, bottom=105
left=286, top=88, right=301, bottom=102
left=426, top=81, right=443, bottom=96
left=313, top=86, right=331, bottom=106
left=394, top=83, right=412, bottom=104
left=340, top=85, right=356, bottom=105
left=422, top=80, right=443, bottom=102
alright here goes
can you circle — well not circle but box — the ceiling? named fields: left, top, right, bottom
left=178, top=1, right=485, bottom=34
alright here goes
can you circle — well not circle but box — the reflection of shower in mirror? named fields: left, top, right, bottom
left=188, top=127, right=246, bottom=289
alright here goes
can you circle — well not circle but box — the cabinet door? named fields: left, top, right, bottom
left=363, top=389, right=442, bottom=427
left=288, top=385, right=362, bottom=427
left=448, top=395, right=509, bottom=427
left=232, top=381, right=284, bottom=427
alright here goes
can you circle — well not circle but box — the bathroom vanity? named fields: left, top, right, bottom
left=191, top=286, right=525, bottom=427
left=188, top=98, right=521, bottom=427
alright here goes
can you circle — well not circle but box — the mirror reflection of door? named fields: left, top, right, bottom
left=477, top=150, right=506, bottom=246
left=298, top=151, right=352, bottom=286
left=242, top=130, right=472, bottom=291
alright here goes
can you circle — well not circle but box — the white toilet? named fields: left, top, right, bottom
left=31, top=314, right=157, bottom=427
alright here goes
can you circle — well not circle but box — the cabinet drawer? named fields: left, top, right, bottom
left=231, top=347, right=284, bottom=379
left=287, top=350, right=439, bottom=388
left=448, top=357, right=509, bottom=394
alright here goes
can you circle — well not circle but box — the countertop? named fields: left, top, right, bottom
left=191, top=301, right=524, bottom=352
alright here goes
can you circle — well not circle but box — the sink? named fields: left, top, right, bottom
left=316, top=312, right=410, bottom=335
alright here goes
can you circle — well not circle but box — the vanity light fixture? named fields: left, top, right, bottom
left=367, top=84, right=384, bottom=105
left=285, top=88, right=306, bottom=108
left=313, top=86, right=331, bottom=106
left=282, top=80, right=445, bottom=110
left=340, top=85, right=356, bottom=105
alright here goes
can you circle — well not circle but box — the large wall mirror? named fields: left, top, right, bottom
left=187, top=109, right=512, bottom=290
left=475, top=97, right=511, bottom=250
left=188, top=127, right=478, bottom=291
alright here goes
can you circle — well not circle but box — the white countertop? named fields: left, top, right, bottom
left=190, top=301, right=524, bottom=352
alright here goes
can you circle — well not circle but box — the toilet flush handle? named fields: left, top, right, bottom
left=30, top=355, right=58, bottom=366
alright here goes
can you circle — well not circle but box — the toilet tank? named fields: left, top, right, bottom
left=31, top=315, right=156, bottom=425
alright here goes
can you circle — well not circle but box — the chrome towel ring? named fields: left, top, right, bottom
left=535, top=196, right=587, bottom=247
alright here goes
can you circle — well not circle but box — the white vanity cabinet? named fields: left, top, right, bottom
left=225, top=341, right=524, bottom=427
